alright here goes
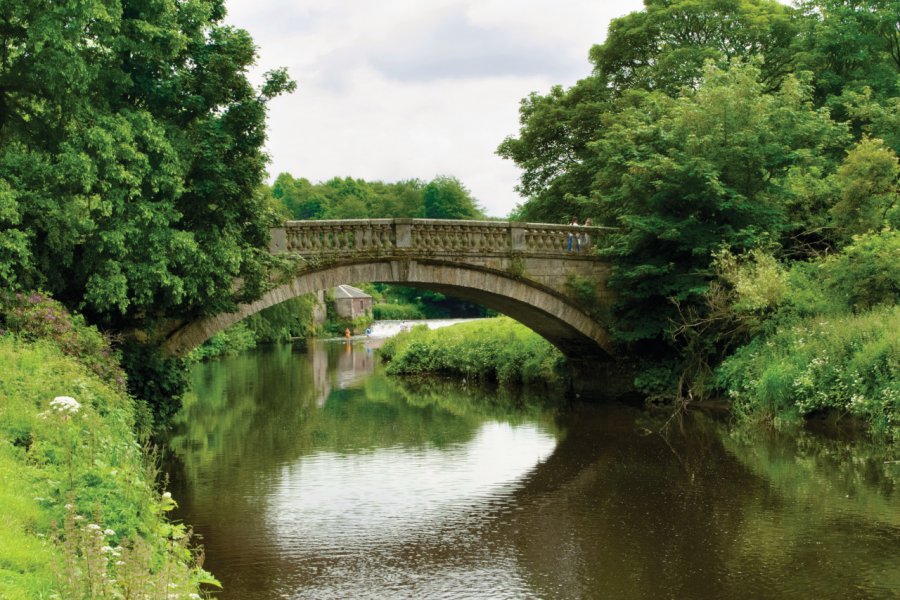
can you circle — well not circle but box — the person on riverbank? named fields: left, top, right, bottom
left=567, top=217, right=581, bottom=252
left=344, top=328, right=351, bottom=342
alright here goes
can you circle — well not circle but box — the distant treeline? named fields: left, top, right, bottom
left=266, top=174, right=485, bottom=221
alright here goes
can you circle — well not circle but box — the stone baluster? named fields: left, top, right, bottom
left=491, top=227, right=504, bottom=252
left=523, top=228, right=535, bottom=252
left=446, top=225, right=459, bottom=252
left=288, top=227, right=298, bottom=252
left=464, top=226, right=477, bottom=252
left=299, top=227, right=312, bottom=252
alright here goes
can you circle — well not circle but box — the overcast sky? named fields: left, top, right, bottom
left=222, top=0, right=660, bottom=217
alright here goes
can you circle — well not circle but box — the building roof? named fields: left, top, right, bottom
left=332, top=284, right=371, bottom=300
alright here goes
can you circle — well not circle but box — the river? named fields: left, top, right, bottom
left=164, top=331, right=899, bottom=599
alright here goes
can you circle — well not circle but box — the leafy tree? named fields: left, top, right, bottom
left=0, top=0, right=295, bottom=329
left=592, top=62, right=846, bottom=344
left=499, top=0, right=799, bottom=224
left=829, top=137, right=899, bottom=240
left=422, top=175, right=484, bottom=220
left=795, top=0, right=900, bottom=107
left=591, top=0, right=798, bottom=96
left=497, top=77, right=612, bottom=223
left=369, top=179, right=426, bottom=218
left=271, top=173, right=325, bottom=220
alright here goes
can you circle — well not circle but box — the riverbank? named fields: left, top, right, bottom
left=0, top=301, right=213, bottom=598
left=379, top=317, right=565, bottom=385
left=379, top=310, right=898, bottom=442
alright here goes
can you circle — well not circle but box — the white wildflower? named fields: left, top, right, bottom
left=161, top=492, right=172, bottom=500
left=50, top=396, right=81, bottom=414
left=101, top=546, right=114, bottom=554
left=86, top=523, right=102, bottom=531
left=104, top=528, right=115, bottom=536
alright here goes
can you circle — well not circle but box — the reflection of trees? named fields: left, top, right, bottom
left=163, top=343, right=561, bottom=596
left=718, top=426, right=900, bottom=598
left=165, top=348, right=898, bottom=600
left=497, top=408, right=900, bottom=600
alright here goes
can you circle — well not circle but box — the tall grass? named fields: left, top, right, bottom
left=0, top=326, right=215, bottom=596
left=718, top=305, right=899, bottom=441
left=380, top=317, right=566, bottom=385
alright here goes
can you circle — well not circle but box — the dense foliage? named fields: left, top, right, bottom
left=499, top=0, right=899, bottom=432
left=719, top=306, right=899, bottom=441
left=501, top=0, right=898, bottom=314
left=380, top=318, right=565, bottom=385
left=0, top=0, right=293, bottom=330
left=269, top=173, right=484, bottom=220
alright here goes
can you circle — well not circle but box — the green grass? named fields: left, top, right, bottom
left=380, top=317, right=566, bottom=385
left=718, top=305, right=900, bottom=441
left=0, top=335, right=213, bottom=598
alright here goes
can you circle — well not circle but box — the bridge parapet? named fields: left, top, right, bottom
left=269, top=219, right=612, bottom=257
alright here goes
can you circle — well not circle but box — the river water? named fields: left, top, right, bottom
left=164, top=336, right=899, bottom=599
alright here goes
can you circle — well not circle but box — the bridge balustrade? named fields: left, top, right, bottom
left=270, top=219, right=609, bottom=257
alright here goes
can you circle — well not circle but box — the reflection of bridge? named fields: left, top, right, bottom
left=163, top=219, right=618, bottom=372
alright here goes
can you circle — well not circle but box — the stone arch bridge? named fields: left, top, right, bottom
left=163, top=219, right=618, bottom=374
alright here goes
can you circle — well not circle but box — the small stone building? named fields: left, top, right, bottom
left=332, top=285, right=372, bottom=319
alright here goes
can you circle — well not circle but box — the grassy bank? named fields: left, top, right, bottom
left=718, top=305, right=899, bottom=442
left=379, top=317, right=565, bottom=385
left=0, top=308, right=213, bottom=597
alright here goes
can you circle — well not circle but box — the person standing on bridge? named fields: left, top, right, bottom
left=567, top=217, right=581, bottom=252
left=582, top=218, right=592, bottom=250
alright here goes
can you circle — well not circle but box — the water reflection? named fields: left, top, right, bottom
left=166, top=343, right=899, bottom=600
left=166, top=342, right=561, bottom=599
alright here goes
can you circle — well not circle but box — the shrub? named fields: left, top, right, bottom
left=819, top=229, right=900, bottom=312
left=372, top=303, right=425, bottom=320
left=0, top=291, right=125, bottom=393
left=189, top=321, right=258, bottom=361
left=120, top=341, right=190, bottom=429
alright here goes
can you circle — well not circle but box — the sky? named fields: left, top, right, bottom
left=223, top=0, right=651, bottom=217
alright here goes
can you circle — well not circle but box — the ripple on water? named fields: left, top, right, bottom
left=221, top=422, right=556, bottom=599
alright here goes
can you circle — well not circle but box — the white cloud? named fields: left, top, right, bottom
left=227, top=0, right=755, bottom=217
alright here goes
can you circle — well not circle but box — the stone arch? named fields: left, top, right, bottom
left=162, top=259, right=615, bottom=359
